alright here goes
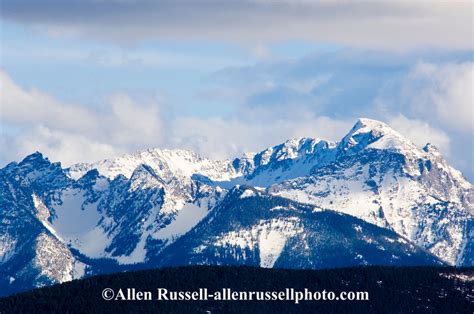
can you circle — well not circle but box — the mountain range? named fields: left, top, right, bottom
left=0, top=118, right=472, bottom=297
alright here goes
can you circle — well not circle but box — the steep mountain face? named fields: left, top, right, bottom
left=0, top=154, right=87, bottom=294
left=269, top=119, right=473, bottom=265
left=158, top=186, right=443, bottom=268
left=0, top=118, right=472, bottom=297
left=226, top=137, right=337, bottom=187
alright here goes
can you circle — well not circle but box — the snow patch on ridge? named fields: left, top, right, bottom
left=32, top=194, right=63, bottom=242
left=69, top=148, right=240, bottom=182
left=240, top=189, right=256, bottom=199
left=155, top=202, right=209, bottom=241
left=49, top=189, right=111, bottom=258
left=259, top=229, right=286, bottom=268
left=214, top=218, right=302, bottom=267
left=0, top=234, right=17, bottom=265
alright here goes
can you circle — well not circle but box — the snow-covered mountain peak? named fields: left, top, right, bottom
left=129, top=164, right=166, bottom=191
left=338, top=118, right=419, bottom=155
left=19, top=151, right=48, bottom=164
left=68, top=147, right=239, bottom=182
left=252, top=137, right=326, bottom=166
left=355, top=117, right=390, bottom=130
left=278, top=137, right=328, bottom=158
left=16, top=152, right=54, bottom=172
left=3, top=152, right=69, bottom=189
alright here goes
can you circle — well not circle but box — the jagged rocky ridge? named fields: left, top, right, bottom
left=0, top=118, right=472, bottom=296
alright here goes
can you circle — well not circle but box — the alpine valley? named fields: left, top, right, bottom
left=0, top=118, right=472, bottom=297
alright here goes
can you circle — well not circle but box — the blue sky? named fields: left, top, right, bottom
left=0, top=1, right=473, bottom=180
left=1, top=22, right=334, bottom=117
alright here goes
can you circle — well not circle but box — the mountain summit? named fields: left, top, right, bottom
left=338, top=118, right=418, bottom=154
left=0, top=118, right=472, bottom=296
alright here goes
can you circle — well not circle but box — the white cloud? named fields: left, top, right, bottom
left=388, top=115, right=451, bottom=155
left=105, top=94, right=163, bottom=148
left=170, top=115, right=351, bottom=159
left=0, top=70, right=353, bottom=165
left=0, top=71, right=98, bottom=133
left=11, top=126, right=120, bottom=166
left=400, top=62, right=474, bottom=133
left=0, top=70, right=165, bottom=165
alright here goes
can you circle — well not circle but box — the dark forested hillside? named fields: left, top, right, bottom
left=0, top=266, right=472, bottom=313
